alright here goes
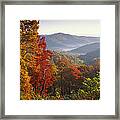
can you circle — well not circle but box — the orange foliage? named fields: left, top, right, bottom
left=20, top=20, right=55, bottom=99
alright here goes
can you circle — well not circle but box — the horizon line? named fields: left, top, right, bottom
left=38, top=32, right=100, bottom=37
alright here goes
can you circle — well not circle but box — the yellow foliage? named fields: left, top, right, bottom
left=51, top=64, right=58, bottom=75
left=20, top=20, right=39, bottom=100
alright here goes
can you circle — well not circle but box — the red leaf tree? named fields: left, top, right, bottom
left=30, top=36, right=55, bottom=97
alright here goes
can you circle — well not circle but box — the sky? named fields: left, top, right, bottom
left=38, top=20, right=100, bottom=37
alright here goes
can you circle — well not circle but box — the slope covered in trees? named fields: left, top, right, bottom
left=20, top=20, right=100, bottom=100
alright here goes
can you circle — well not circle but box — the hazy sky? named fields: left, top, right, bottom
left=38, top=20, right=100, bottom=37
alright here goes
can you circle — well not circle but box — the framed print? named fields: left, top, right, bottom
left=0, top=0, right=119, bottom=119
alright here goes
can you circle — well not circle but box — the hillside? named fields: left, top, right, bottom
left=43, top=33, right=100, bottom=51
left=68, top=42, right=100, bottom=55
left=80, top=49, right=100, bottom=64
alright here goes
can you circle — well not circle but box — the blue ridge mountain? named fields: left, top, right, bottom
left=40, top=33, right=100, bottom=64
left=68, top=42, right=100, bottom=55
left=43, top=33, right=100, bottom=51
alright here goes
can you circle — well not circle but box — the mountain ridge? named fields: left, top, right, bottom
left=68, top=42, right=100, bottom=55
left=40, top=33, right=100, bottom=51
left=40, top=33, right=100, bottom=64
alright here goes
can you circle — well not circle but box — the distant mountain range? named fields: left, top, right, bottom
left=40, top=33, right=100, bottom=64
left=44, top=33, right=100, bottom=51
left=80, top=49, right=100, bottom=64
left=68, top=42, right=100, bottom=55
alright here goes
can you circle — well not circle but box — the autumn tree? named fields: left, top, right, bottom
left=20, top=20, right=57, bottom=99
left=20, top=20, right=40, bottom=99
left=30, top=36, right=57, bottom=97
left=51, top=52, right=81, bottom=96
